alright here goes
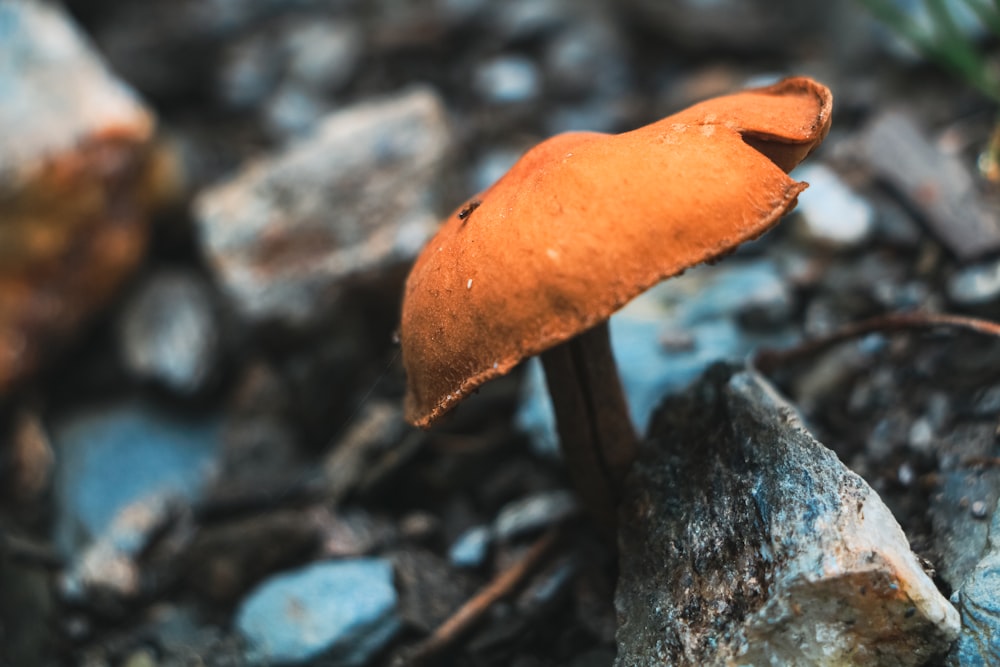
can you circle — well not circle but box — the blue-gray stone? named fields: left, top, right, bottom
left=494, top=490, right=578, bottom=541
left=52, top=402, right=220, bottom=556
left=949, top=499, right=1000, bottom=666
left=474, top=56, right=540, bottom=104
left=448, top=525, right=492, bottom=569
left=119, top=270, right=220, bottom=395
left=237, top=558, right=401, bottom=667
left=947, top=258, right=1000, bottom=306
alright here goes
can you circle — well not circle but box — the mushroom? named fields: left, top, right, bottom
left=399, top=77, right=833, bottom=533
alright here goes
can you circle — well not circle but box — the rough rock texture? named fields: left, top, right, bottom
left=948, top=499, right=1000, bottom=666
left=194, top=86, right=450, bottom=326
left=615, top=364, right=960, bottom=667
left=0, top=0, right=159, bottom=394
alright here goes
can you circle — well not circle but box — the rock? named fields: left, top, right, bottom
left=792, top=163, right=875, bottom=247
left=518, top=260, right=795, bottom=455
left=615, top=364, right=960, bottom=667
left=543, top=19, right=629, bottom=101
left=474, top=55, right=541, bottom=104
left=486, top=0, right=572, bottom=41
left=51, top=402, right=220, bottom=557
left=118, top=270, right=222, bottom=395
left=0, top=0, right=160, bottom=395
left=930, top=470, right=1000, bottom=591
left=449, top=525, right=492, bottom=569
left=493, top=490, right=579, bottom=541
left=283, top=19, right=363, bottom=95
left=859, top=110, right=1000, bottom=260
left=947, top=258, right=1000, bottom=307
left=61, top=492, right=175, bottom=602
left=262, top=83, right=327, bottom=140
left=236, top=558, right=401, bottom=666
left=949, top=499, right=1000, bottom=666
left=195, top=87, right=451, bottom=326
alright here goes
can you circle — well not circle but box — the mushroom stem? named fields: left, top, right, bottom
left=540, top=320, right=638, bottom=534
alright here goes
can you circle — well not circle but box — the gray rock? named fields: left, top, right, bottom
left=61, top=492, right=174, bottom=601
left=216, top=34, right=284, bottom=111
left=859, top=111, right=1000, bottom=260
left=486, top=0, right=572, bottom=41
left=947, top=259, right=1000, bottom=307
left=616, top=365, right=959, bottom=667
left=792, top=163, right=875, bottom=248
left=262, top=82, right=328, bottom=140
left=930, top=470, right=1000, bottom=591
left=236, top=558, right=401, bottom=666
left=474, top=55, right=541, bottom=104
left=543, top=19, right=630, bottom=100
left=195, top=87, right=450, bottom=326
left=493, top=490, right=579, bottom=541
left=949, top=499, right=1000, bottom=667
left=449, top=525, right=492, bottom=568
left=283, top=19, right=362, bottom=95
left=118, top=270, right=221, bottom=395
left=51, top=402, right=220, bottom=557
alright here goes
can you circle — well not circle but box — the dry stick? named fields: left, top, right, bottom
left=398, top=528, right=561, bottom=666
left=753, top=311, right=1000, bottom=374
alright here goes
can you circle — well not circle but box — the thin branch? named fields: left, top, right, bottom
left=394, top=528, right=561, bottom=666
left=753, top=311, right=1000, bottom=374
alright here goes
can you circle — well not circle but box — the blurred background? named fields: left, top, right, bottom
left=3, top=0, right=1000, bottom=665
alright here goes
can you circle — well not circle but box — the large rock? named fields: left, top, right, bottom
left=51, top=402, right=220, bottom=557
left=0, top=0, right=160, bottom=395
left=616, top=365, right=960, bottom=666
left=195, top=87, right=451, bottom=326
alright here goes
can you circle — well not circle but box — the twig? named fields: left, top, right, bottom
left=753, top=311, right=1000, bottom=374
left=395, top=528, right=561, bottom=666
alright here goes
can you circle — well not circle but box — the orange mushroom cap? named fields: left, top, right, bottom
left=401, top=76, right=833, bottom=428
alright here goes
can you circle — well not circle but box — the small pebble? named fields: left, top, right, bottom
left=792, top=163, right=875, bottom=247
left=119, top=270, right=220, bottom=395
left=237, top=558, right=401, bottom=667
left=474, top=55, right=540, bottom=104
left=494, top=490, right=579, bottom=541
left=947, top=258, right=1000, bottom=306
left=449, top=525, right=492, bottom=569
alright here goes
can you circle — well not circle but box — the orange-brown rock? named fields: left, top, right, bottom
left=0, top=0, right=163, bottom=395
